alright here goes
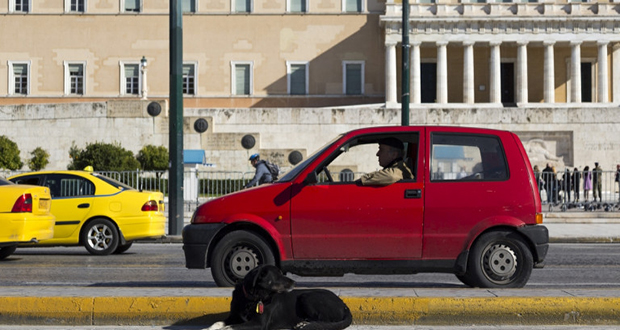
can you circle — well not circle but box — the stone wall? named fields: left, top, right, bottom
left=1, top=101, right=619, bottom=173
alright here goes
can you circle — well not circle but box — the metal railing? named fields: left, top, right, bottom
left=537, top=170, right=620, bottom=212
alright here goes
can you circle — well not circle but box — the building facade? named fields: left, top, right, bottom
left=1, top=0, right=620, bottom=172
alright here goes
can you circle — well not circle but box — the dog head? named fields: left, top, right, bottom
left=242, top=265, right=295, bottom=301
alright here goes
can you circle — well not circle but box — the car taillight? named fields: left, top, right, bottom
left=12, top=193, right=33, bottom=213
left=141, top=200, right=159, bottom=212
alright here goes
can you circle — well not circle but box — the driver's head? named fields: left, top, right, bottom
left=376, top=137, right=404, bottom=168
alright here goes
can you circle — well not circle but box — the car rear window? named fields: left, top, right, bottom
left=430, top=133, right=508, bottom=181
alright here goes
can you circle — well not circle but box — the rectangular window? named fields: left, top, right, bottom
left=183, top=64, right=196, bottom=95
left=70, top=0, right=85, bottom=12
left=124, top=0, right=141, bottom=12
left=289, top=0, right=307, bottom=12
left=124, top=64, right=140, bottom=95
left=288, top=62, right=308, bottom=95
left=182, top=0, right=196, bottom=13
left=343, top=61, right=364, bottom=95
left=12, top=63, right=29, bottom=95
left=67, top=63, right=84, bottom=95
left=235, top=0, right=251, bottom=13
left=343, top=0, right=361, bottom=12
left=232, top=62, right=252, bottom=95
left=13, top=0, right=30, bottom=12
left=430, top=133, right=508, bottom=182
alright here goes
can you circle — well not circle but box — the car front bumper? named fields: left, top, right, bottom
left=182, top=223, right=227, bottom=269
left=518, top=224, right=549, bottom=265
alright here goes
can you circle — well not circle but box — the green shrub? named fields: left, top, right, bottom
left=137, top=145, right=169, bottom=171
left=0, top=135, right=23, bottom=170
left=67, top=141, right=140, bottom=171
left=28, top=147, right=50, bottom=171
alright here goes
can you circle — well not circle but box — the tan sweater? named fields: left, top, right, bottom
left=360, top=160, right=414, bottom=186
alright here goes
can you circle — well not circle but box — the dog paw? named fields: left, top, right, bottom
left=294, top=321, right=310, bottom=329
left=207, top=321, right=226, bottom=330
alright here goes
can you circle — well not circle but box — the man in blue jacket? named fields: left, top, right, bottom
left=244, top=153, right=273, bottom=188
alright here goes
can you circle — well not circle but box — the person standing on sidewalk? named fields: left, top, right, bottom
left=615, top=164, right=620, bottom=202
left=583, top=166, right=592, bottom=202
left=572, top=167, right=581, bottom=203
left=593, top=162, right=603, bottom=202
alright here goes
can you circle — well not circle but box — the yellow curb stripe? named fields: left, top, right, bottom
left=1, top=296, right=620, bottom=325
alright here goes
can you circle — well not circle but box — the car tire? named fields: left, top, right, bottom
left=113, top=241, right=133, bottom=254
left=0, top=246, right=17, bottom=260
left=210, top=231, right=276, bottom=287
left=81, top=218, right=120, bottom=256
left=465, top=230, right=533, bottom=288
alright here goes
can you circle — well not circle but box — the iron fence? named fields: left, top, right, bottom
left=537, top=170, right=620, bottom=212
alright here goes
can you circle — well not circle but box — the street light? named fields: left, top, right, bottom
left=140, top=56, right=148, bottom=100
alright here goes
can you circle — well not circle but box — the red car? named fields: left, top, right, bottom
left=183, top=126, right=548, bottom=288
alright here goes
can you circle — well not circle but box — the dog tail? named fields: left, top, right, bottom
left=295, top=306, right=353, bottom=330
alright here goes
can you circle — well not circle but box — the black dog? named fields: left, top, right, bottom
left=209, top=265, right=352, bottom=330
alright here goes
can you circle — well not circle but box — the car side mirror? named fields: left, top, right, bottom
left=303, top=171, right=318, bottom=185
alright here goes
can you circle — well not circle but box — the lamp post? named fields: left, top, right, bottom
left=140, top=56, right=148, bottom=100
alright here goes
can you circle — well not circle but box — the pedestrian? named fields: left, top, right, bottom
left=561, top=168, right=572, bottom=203
left=615, top=164, right=620, bottom=202
left=572, top=167, right=581, bottom=202
left=583, top=166, right=592, bottom=202
left=244, top=153, right=273, bottom=189
left=593, top=162, right=603, bottom=202
left=533, top=165, right=542, bottom=198
left=542, top=163, right=556, bottom=204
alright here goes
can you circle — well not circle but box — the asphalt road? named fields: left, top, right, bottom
left=1, top=327, right=618, bottom=330
left=1, top=243, right=619, bottom=288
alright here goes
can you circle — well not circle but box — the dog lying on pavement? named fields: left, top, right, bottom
left=208, top=265, right=352, bottom=330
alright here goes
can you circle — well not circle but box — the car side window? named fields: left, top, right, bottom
left=11, top=176, right=42, bottom=186
left=430, top=133, right=508, bottom=182
left=46, top=174, right=95, bottom=198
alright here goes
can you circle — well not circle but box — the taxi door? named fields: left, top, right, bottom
left=44, top=174, right=95, bottom=239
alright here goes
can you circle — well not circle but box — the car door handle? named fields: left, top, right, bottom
left=405, top=189, right=421, bottom=199
left=77, top=203, right=90, bottom=209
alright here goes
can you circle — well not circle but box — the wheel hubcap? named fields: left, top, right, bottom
left=87, top=224, right=113, bottom=251
left=483, top=244, right=517, bottom=279
left=228, top=246, right=258, bottom=279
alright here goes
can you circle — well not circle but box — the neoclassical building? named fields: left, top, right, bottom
left=1, top=0, right=620, bottom=172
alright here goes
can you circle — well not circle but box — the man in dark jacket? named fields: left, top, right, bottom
left=542, top=163, right=557, bottom=204
left=244, top=154, right=273, bottom=188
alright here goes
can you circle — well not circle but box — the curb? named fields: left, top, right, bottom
left=1, top=296, right=620, bottom=326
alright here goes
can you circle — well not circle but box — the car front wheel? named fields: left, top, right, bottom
left=82, top=218, right=119, bottom=256
left=465, top=230, right=533, bottom=288
left=210, top=231, right=276, bottom=287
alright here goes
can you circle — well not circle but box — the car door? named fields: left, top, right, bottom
left=290, top=131, right=425, bottom=260
left=43, top=174, right=95, bottom=239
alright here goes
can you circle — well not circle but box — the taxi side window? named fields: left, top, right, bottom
left=46, top=174, right=95, bottom=197
left=430, top=133, right=508, bottom=182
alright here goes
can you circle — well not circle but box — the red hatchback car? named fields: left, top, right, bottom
left=183, top=126, right=548, bottom=288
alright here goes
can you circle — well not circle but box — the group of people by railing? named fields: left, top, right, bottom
left=534, top=163, right=620, bottom=211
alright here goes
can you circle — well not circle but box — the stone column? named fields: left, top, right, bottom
left=570, top=41, right=582, bottom=103
left=613, top=43, right=620, bottom=103
left=597, top=41, right=609, bottom=103
left=516, top=41, right=528, bottom=104
left=489, top=41, right=501, bottom=104
left=544, top=41, right=555, bottom=103
left=385, top=41, right=398, bottom=105
left=411, top=41, right=421, bottom=104
left=463, top=41, right=475, bottom=104
left=436, top=41, right=448, bottom=104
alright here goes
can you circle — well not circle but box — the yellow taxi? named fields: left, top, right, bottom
left=9, top=170, right=166, bottom=255
left=0, top=177, right=55, bottom=260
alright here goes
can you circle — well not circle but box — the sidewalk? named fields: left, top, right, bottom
left=1, top=213, right=619, bottom=327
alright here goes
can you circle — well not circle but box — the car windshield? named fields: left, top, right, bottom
left=92, top=173, right=135, bottom=190
left=0, top=177, right=13, bottom=186
left=278, top=134, right=343, bottom=182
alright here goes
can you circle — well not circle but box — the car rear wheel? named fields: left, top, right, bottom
left=0, top=246, right=17, bottom=260
left=465, top=230, right=533, bottom=288
left=210, top=231, right=276, bottom=287
left=113, top=241, right=133, bottom=254
left=82, top=218, right=119, bottom=256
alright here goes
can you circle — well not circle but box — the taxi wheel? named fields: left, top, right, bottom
left=82, top=218, right=119, bottom=256
left=466, top=230, right=533, bottom=288
left=0, top=246, right=17, bottom=260
left=211, top=231, right=276, bottom=287
left=113, top=241, right=133, bottom=254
